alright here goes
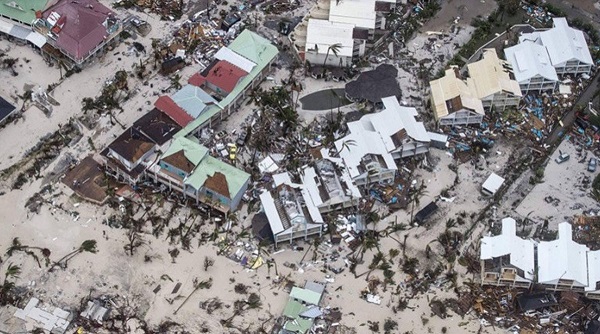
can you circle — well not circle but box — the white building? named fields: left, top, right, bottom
left=335, top=96, right=429, bottom=186
left=480, top=221, right=600, bottom=299
left=291, top=0, right=395, bottom=66
left=519, top=17, right=593, bottom=76
left=480, top=218, right=535, bottom=288
left=537, top=222, right=600, bottom=298
left=504, top=41, right=559, bottom=93
left=481, top=172, right=505, bottom=197
left=305, top=19, right=356, bottom=67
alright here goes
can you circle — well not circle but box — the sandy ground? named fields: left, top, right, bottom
left=516, top=139, right=600, bottom=227
left=0, top=0, right=554, bottom=333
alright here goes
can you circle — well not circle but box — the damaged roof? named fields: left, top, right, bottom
left=132, top=108, right=181, bottom=146
left=466, top=49, right=522, bottom=100
left=480, top=217, right=535, bottom=280
left=154, top=95, right=195, bottom=127
left=429, top=67, right=484, bottom=120
left=107, top=129, right=155, bottom=163
left=200, top=60, right=248, bottom=93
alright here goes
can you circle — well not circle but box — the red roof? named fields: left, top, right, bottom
left=203, top=60, right=247, bottom=93
left=188, top=73, right=206, bottom=87
left=154, top=96, right=194, bottom=127
left=43, top=0, right=117, bottom=62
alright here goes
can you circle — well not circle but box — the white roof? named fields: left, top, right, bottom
left=299, top=167, right=325, bottom=224
left=26, top=31, right=46, bottom=48
left=259, top=191, right=285, bottom=234
left=588, top=250, right=600, bottom=292
left=482, top=173, right=505, bottom=194
left=504, top=41, right=558, bottom=83
left=335, top=96, right=429, bottom=178
left=480, top=218, right=535, bottom=280
left=539, top=18, right=593, bottom=67
left=328, top=0, right=377, bottom=29
left=318, top=148, right=362, bottom=199
left=214, top=47, right=256, bottom=73
left=258, top=156, right=279, bottom=174
left=427, top=131, right=448, bottom=143
left=306, top=19, right=355, bottom=58
left=538, top=222, right=589, bottom=287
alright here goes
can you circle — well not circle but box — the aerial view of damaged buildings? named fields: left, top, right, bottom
left=3, top=0, right=600, bottom=331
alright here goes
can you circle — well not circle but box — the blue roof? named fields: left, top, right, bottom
left=171, top=84, right=220, bottom=119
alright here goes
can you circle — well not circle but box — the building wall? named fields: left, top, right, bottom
left=158, top=161, right=189, bottom=179
left=229, top=177, right=249, bottom=211
left=354, top=169, right=395, bottom=186
left=554, top=59, right=592, bottom=75
left=439, top=109, right=484, bottom=126
left=305, top=51, right=352, bottom=67
left=481, top=92, right=520, bottom=110
left=199, top=187, right=231, bottom=208
left=519, top=75, right=557, bottom=93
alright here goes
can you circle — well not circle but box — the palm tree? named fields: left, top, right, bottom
left=49, top=240, right=98, bottom=271
left=174, top=277, right=213, bottom=314
left=0, top=263, right=20, bottom=306
left=5, top=237, right=51, bottom=268
left=323, top=43, right=342, bottom=68
left=3, top=263, right=20, bottom=283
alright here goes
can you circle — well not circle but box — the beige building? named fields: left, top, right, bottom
left=430, top=49, right=522, bottom=126
left=429, top=67, right=485, bottom=126
left=466, top=49, right=522, bottom=110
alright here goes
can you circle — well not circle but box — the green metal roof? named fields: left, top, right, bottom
left=185, top=155, right=249, bottom=197
left=289, top=287, right=321, bottom=306
left=0, top=0, right=50, bottom=25
left=282, top=300, right=313, bottom=334
left=171, top=84, right=220, bottom=119
left=162, top=137, right=208, bottom=166
left=176, top=29, right=278, bottom=137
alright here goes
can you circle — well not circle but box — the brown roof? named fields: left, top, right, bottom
left=162, top=150, right=195, bottom=173
left=390, top=129, right=407, bottom=147
left=107, top=131, right=155, bottom=163
left=203, top=172, right=231, bottom=199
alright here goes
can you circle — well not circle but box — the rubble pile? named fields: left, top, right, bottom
left=460, top=284, right=600, bottom=333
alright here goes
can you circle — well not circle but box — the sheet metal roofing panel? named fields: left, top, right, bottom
left=467, top=49, right=522, bottom=99
left=482, top=173, right=505, bottom=195
left=539, top=17, right=593, bottom=67
left=480, top=218, right=535, bottom=280
left=306, top=19, right=354, bottom=57
left=538, top=222, right=589, bottom=287
left=587, top=250, right=600, bottom=291
left=171, top=84, right=218, bottom=118
left=259, top=191, right=285, bottom=234
left=214, top=46, right=256, bottom=73
left=290, top=287, right=321, bottom=305
left=335, top=120, right=396, bottom=178
left=0, top=18, right=12, bottom=34
left=328, top=0, right=376, bottom=29
left=504, top=41, right=558, bottom=83
left=382, top=96, right=429, bottom=142
left=8, top=23, right=29, bottom=38
left=26, top=31, right=46, bottom=47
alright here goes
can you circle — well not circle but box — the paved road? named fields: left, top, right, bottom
left=546, top=71, right=600, bottom=145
